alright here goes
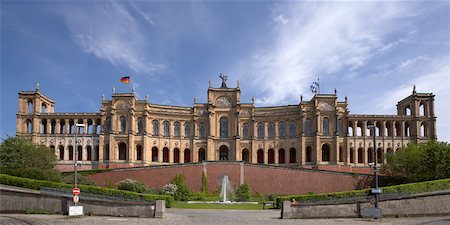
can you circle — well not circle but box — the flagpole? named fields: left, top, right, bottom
left=318, top=75, right=320, bottom=94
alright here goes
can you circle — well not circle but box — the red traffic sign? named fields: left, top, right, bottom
left=73, top=187, right=80, bottom=195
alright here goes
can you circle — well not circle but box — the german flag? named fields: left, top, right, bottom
left=119, top=76, right=130, bottom=84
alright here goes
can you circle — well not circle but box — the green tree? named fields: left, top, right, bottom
left=201, top=171, right=208, bottom=193
left=0, top=137, right=61, bottom=181
left=235, top=183, right=251, bottom=202
left=170, top=174, right=192, bottom=201
left=382, top=141, right=450, bottom=182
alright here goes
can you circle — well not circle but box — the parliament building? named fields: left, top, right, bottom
left=16, top=78, right=437, bottom=171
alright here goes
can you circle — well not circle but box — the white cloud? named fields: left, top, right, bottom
left=63, top=2, right=164, bottom=74
left=242, top=2, right=418, bottom=105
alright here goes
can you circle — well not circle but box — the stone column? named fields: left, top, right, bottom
left=274, top=148, right=279, bottom=164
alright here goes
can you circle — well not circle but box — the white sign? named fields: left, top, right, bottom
left=73, top=195, right=79, bottom=203
left=69, top=206, right=83, bottom=216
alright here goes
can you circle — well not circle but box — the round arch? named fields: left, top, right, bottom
left=321, top=143, right=331, bottom=162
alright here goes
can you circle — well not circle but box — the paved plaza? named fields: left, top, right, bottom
left=1, top=209, right=450, bottom=225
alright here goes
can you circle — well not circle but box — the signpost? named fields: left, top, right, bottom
left=73, top=187, right=80, bottom=195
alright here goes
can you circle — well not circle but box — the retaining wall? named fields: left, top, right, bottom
left=87, top=162, right=366, bottom=195
left=0, top=185, right=165, bottom=218
left=281, top=190, right=450, bottom=219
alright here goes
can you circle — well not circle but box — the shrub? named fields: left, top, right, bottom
left=170, top=174, right=192, bottom=201
left=163, top=183, right=178, bottom=195
left=0, top=174, right=174, bottom=207
left=235, top=183, right=251, bottom=202
left=275, top=178, right=450, bottom=208
left=116, top=179, right=147, bottom=193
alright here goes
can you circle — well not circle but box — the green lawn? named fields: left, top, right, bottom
left=172, top=201, right=277, bottom=210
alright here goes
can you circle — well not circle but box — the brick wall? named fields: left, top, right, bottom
left=87, top=162, right=367, bottom=195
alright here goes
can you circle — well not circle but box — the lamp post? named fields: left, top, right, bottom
left=74, top=123, right=86, bottom=189
left=367, top=124, right=380, bottom=210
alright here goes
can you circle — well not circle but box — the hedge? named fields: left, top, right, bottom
left=0, top=174, right=173, bottom=207
left=276, top=178, right=450, bottom=208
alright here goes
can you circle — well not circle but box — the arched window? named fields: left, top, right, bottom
left=26, top=119, right=32, bottom=134
left=257, top=149, right=264, bottom=164
left=163, top=121, right=170, bottom=137
left=174, top=148, right=180, bottom=163
left=68, top=146, right=74, bottom=160
left=242, top=148, right=249, bottom=163
left=306, top=146, right=312, bottom=162
left=152, top=120, right=159, bottom=136
left=137, top=117, right=144, bottom=134
left=279, top=149, right=285, bottom=163
left=59, top=120, right=65, bottom=134
left=323, top=117, right=329, bottom=134
left=278, top=122, right=285, bottom=137
left=377, top=148, right=383, bottom=163
left=305, top=119, right=311, bottom=135
left=289, top=148, right=296, bottom=163
left=268, top=149, right=275, bottom=164
left=41, top=119, right=47, bottom=134
left=348, top=123, right=354, bottom=136
left=152, top=147, right=158, bottom=162
left=220, top=117, right=228, bottom=138
left=404, top=122, right=410, bottom=137
left=119, top=142, right=127, bottom=160
left=198, top=148, right=206, bottom=161
left=120, top=116, right=126, bottom=133
left=242, top=123, right=249, bottom=138
left=184, top=122, right=191, bottom=137
left=421, top=122, right=427, bottom=137
left=104, top=144, right=110, bottom=160
left=136, top=145, right=142, bottom=160
left=405, top=106, right=411, bottom=116
left=337, top=119, right=342, bottom=135
left=268, top=122, right=275, bottom=138
left=357, top=147, right=363, bottom=163
left=419, top=103, right=426, bottom=116
left=94, top=146, right=99, bottom=161
left=257, top=122, right=265, bottom=139
left=77, top=146, right=82, bottom=161
left=368, top=148, right=374, bottom=163
left=51, top=120, right=56, bottom=134
left=163, top=147, right=169, bottom=162
left=184, top=149, right=191, bottom=162
left=350, top=148, right=355, bottom=163
left=28, top=100, right=33, bottom=113
left=87, top=146, right=92, bottom=161
left=199, top=122, right=206, bottom=138
left=105, top=117, right=111, bottom=133
left=59, top=146, right=64, bottom=160
left=322, top=144, right=330, bottom=161
left=174, top=121, right=181, bottom=137
left=289, top=121, right=296, bottom=137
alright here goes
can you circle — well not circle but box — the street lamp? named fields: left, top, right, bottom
left=74, top=123, right=86, bottom=189
left=367, top=124, right=381, bottom=212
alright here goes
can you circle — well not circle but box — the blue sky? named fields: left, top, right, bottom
left=1, top=1, right=449, bottom=141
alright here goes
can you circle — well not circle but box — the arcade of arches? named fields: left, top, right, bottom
left=16, top=81, right=437, bottom=171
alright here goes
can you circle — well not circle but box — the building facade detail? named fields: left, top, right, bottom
left=16, top=81, right=437, bottom=170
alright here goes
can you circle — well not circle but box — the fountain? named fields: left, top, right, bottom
left=186, top=175, right=258, bottom=205
left=220, top=175, right=232, bottom=203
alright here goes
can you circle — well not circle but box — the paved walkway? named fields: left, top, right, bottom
left=1, top=210, right=450, bottom=225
